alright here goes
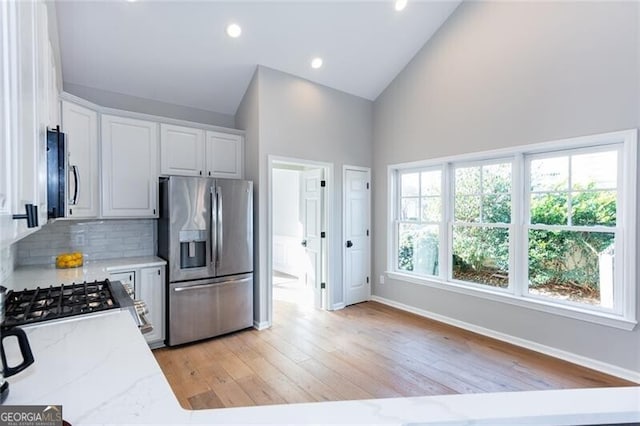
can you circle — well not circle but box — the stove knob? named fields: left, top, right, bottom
left=122, top=283, right=134, bottom=297
left=133, top=300, right=149, bottom=316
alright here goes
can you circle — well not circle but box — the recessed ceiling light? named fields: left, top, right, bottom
left=395, top=0, right=407, bottom=11
left=311, top=57, right=323, bottom=69
left=226, top=23, right=242, bottom=38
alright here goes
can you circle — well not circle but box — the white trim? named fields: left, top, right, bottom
left=253, top=320, right=271, bottom=331
left=385, top=271, right=636, bottom=330
left=60, top=91, right=244, bottom=136
left=388, top=129, right=638, bottom=327
left=342, top=165, right=372, bottom=306
left=267, top=156, right=335, bottom=325
left=331, top=302, right=346, bottom=311
left=370, top=295, right=640, bottom=383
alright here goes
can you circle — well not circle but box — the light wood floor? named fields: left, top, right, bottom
left=153, top=297, right=634, bottom=410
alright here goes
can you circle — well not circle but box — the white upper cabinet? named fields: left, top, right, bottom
left=101, top=115, right=158, bottom=218
left=159, top=123, right=205, bottom=177
left=0, top=0, right=56, bottom=247
left=159, top=125, right=244, bottom=179
left=0, top=0, right=16, bottom=246
left=61, top=101, right=99, bottom=218
left=205, top=131, right=244, bottom=179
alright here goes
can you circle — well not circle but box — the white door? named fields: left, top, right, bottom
left=101, top=115, right=158, bottom=218
left=301, top=169, right=324, bottom=309
left=61, top=101, right=99, bottom=218
left=160, top=123, right=205, bottom=177
left=344, top=167, right=371, bottom=305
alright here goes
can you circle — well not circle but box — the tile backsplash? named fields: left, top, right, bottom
left=17, top=219, right=156, bottom=266
left=0, top=244, right=17, bottom=283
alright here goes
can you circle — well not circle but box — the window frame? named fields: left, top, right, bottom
left=395, top=166, right=444, bottom=278
left=449, top=158, right=514, bottom=292
left=387, top=129, right=637, bottom=330
left=522, top=145, right=624, bottom=316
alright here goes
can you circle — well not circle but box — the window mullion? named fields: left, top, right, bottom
left=512, top=153, right=525, bottom=297
left=441, top=163, right=452, bottom=281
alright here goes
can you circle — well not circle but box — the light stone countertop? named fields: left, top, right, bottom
left=2, top=256, right=166, bottom=291
left=4, top=309, right=639, bottom=425
left=2, top=258, right=639, bottom=424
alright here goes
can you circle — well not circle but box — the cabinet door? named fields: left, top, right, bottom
left=0, top=0, right=16, bottom=246
left=160, top=124, right=205, bottom=177
left=139, top=266, right=165, bottom=345
left=61, top=101, right=98, bottom=218
left=205, top=131, right=243, bottom=179
left=12, top=0, right=40, bottom=241
left=110, top=270, right=136, bottom=298
left=101, top=115, right=158, bottom=218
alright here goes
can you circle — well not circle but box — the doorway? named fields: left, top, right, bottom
left=268, top=157, right=332, bottom=320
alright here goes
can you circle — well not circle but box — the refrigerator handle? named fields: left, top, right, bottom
left=216, top=186, right=223, bottom=268
left=210, top=187, right=216, bottom=266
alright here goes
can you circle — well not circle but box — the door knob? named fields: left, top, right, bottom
left=346, top=240, right=353, bottom=248
left=301, top=240, right=307, bottom=247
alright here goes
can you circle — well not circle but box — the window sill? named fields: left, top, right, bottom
left=385, top=271, right=637, bottom=331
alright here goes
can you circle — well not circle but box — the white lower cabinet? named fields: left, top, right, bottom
left=139, top=266, right=165, bottom=346
left=110, top=265, right=165, bottom=346
left=101, top=115, right=158, bottom=218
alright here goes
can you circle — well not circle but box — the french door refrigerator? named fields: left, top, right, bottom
left=158, top=176, right=253, bottom=346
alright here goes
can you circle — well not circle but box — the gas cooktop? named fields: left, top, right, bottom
left=4, top=280, right=121, bottom=328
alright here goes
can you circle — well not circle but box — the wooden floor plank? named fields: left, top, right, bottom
left=153, top=299, right=634, bottom=411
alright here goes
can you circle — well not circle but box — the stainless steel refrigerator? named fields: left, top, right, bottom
left=158, top=176, right=253, bottom=346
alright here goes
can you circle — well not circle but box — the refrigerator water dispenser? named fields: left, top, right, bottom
left=179, top=230, right=206, bottom=269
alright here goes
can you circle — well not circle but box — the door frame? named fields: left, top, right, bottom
left=342, top=165, right=372, bottom=305
left=267, top=156, right=334, bottom=322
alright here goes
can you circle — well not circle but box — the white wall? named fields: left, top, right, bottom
left=236, top=66, right=373, bottom=323
left=272, top=169, right=301, bottom=238
left=372, top=1, right=640, bottom=373
left=272, top=168, right=303, bottom=277
left=64, top=82, right=235, bottom=128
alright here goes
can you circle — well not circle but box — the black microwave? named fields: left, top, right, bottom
left=47, top=126, right=66, bottom=219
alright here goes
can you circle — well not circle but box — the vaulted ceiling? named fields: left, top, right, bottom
left=56, top=1, right=460, bottom=116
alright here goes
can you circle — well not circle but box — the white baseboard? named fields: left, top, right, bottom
left=253, top=320, right=271, bottom=330
left=331, top=303, right=346, bottom=311
left=370, top=295, right=640, bottom=383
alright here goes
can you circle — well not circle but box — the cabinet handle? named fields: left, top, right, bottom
left=13, top=204, right=38, bottom=228
left=69, top=165, right=80, bottom=205
left=208, top=171, right=211, bottom=176
left=199, top=170, right=202, bottom=176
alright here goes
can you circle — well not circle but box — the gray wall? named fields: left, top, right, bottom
left=64, top=82, right=235, bottom=128
left=372, top=1, right=640, bottom=372
left=16, top=219, right=156, bottom=266
left=236, top=66, right=373, bottom=323
left=235, top=69, right=261, bottom=321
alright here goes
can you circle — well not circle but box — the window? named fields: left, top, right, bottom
left=397, top=169, right=441, bottom=276
left=526, top=148, right=620, bottom=309
left=452, top=161, right=512, bottom=288
left=389, top=129, right=637, bottom=329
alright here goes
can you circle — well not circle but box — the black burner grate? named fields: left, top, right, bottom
left=4, top=280, right=121, bottom=327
